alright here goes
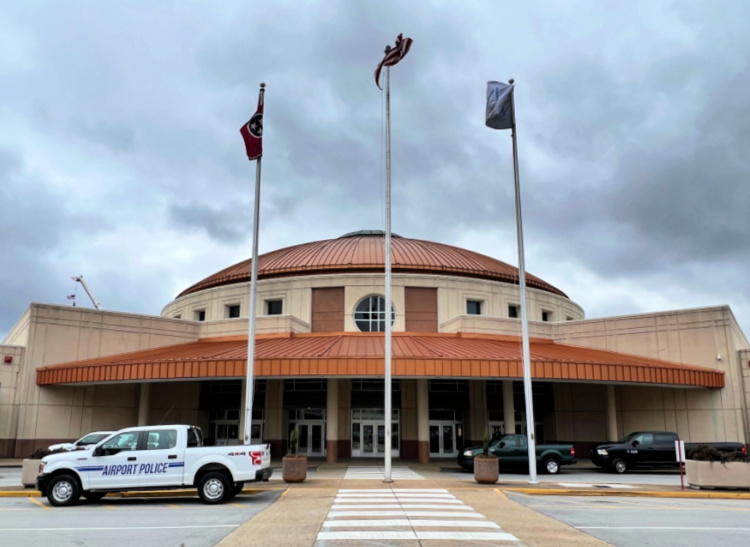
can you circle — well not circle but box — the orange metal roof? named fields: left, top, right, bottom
left=176, top=233, right=568, bottom=298
left=36, top=332, right=723, bottom=388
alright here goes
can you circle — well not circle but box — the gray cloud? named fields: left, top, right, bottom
left=2, top=0, right=750, bottom=340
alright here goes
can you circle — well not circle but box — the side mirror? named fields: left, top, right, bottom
left=93, top=446, right=103, bottom=457
left=499, top=441, right=506, bottom=448
left=631, top=440, right=639, bottom=447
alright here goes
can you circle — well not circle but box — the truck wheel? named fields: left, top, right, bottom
left=47, top=474, right=81, bottom=507
left=227, top=482, right=244, bottom=499
left=83, top=491, right=107, bottom=502
left=198, top=472, right=230, bottom=504
left=543, top=457, right=560, bottom=475
left=611, top=458, right=627, bottom=474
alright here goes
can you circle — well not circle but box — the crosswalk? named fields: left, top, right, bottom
left=343, top=466, right=425, bottom=480
left=315, top=488, right=522, bottom=545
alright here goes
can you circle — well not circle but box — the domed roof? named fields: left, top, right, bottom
left=176, top=231, right=567, bottom=298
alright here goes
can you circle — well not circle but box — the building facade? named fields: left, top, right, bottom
left=1, top=231, right=749, bottom=460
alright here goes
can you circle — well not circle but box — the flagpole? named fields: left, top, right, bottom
left=508, top=79, right=538, bottom=484
left=244, top=82, right=265, bottom=445
left=383, top=51, right=393, bottom=484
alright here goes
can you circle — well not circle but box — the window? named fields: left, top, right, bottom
left=146, top=429, right=177, bottom=450
left=508, top=304, right=519, bottom=318
left=187, top=427, right=203, bottom=447
left=542, top=310, right=552, bottom=322
left=284, top=379, right=326, bottom=391
left=633, top=433, right=654, bottom=445
left=266, top=299, right=283, bottom=315
left=173, top=314, right=181, bottom=319
left=226, top=304, right=240, bottom=318
left=429, top=379, right=468, bottom=392
left=101, top=431, right=139, bottom=455
left=566, top=316, right=574, bottom=321
left=194, top=309, right=206, bottom=322
left=354, top=295, right=395, bottom=332
left=466, top=300, right=482, bottom=315
left=352, top=379, right=401, bottom=391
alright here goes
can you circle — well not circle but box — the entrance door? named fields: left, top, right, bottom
left=429, top=421, right=462, bottom=457
left=296, top=421, right=326, bottom=457
left=357, top=420, right=386, bottom=457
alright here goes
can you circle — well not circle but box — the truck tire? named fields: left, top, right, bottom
left=46, top=474, right=81, bottom=507
left=198, top=471, right=230, bottom=504
left=227, top=482, right=244, bottom=499
left=542, top=457, right=560, bottom=475
left=83, top=491, right=107, bottom=502
left=611, top=458, right=628, bottom=474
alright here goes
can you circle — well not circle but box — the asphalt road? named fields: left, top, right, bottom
left=507, top=492, right=750, bottom=547
left=0, top=490, right=282, bottom=547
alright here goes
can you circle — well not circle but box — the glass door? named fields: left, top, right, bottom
left=429, top=421, right=462, bottom=457
left=295, top=422, right=326, bottom=457
left=350, top=409, right=400, bottom=457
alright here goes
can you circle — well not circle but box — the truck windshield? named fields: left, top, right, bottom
left=618, top=434, right=635, bottom=443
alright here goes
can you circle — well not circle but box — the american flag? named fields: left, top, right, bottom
left=374, top=34, right=413, bottom=89
left=67, top=295, right=75, bottom=300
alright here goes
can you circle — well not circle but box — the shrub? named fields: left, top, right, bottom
left=687, top=444, right=749, bottom=464
left=288, top=427, right=299, bottom=457
left=27, top=448, right=67, bottom=459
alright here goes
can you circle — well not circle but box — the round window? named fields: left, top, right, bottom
left=354, top=295, right=395, bottom=332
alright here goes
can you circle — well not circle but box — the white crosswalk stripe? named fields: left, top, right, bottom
left=315, top=488, right=523, bottom=545
left=343, top=465, right=425, bottom=480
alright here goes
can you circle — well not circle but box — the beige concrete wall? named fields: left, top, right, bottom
left=162, top=273, right=585, bottom=333
left=148, top=382, right=201, bottom=426
left=12, top=304, right=201, bottom=445
left=0, top=345, right=24, bottom=445
left=553, top=306, right=749, bottom=443
left=553, top=383, right=608, bottom=442
left=2, top=308, right=31, bottom=346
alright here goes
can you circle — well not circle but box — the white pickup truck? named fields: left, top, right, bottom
left=36, top=424, right=272, bottom=506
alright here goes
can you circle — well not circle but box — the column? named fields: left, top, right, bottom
left=503, top=380, right=515, bottom=434
left=469, top=380, right=487, bottom=446
left=326, top=378, right=339, bottom=463
left=238, top=379, right=248, bottom=443
left=264, top=380, right=285, bottom=457
left=606, top=385, right=618, bottom=441
left=417, top=379, right=429, bottom=464
left=137, top=383, right=150, bottom=426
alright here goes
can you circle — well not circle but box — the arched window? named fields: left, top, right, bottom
left=354, top=295, right=395, bottom=332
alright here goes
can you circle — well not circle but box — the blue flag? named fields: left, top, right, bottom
left=486, top=81, right=514, bottom=130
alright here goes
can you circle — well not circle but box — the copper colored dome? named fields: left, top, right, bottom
left=176, top=232, right=567, bottom=298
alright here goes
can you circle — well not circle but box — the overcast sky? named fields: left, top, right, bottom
left=2, top=0, right=750, bottom=341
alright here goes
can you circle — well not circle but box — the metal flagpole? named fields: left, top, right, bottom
left=244, top=83, right=266, bottom=445
left=508, top=79, right=538, bottom=484
left=383, top=55, right=393, bottom=484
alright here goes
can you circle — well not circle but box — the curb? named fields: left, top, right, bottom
left=0, top=488, right=266, bottom=499
left=503, top=487, right=750, bottom=499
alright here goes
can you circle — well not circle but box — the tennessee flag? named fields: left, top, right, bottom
left=240, top=91, right=263, bottom=160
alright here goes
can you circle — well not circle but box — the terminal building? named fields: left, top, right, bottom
left=1, top=230, right=748, bottom=460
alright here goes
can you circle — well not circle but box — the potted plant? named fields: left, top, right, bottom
left=22, top=448, right=66, bottom=488
left=474, top=428, right=499, bottom=484
left=686, top=444, right=750, bottom=489
left=282, top=427, right=307, bottom=483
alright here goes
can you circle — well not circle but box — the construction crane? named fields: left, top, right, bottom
left=71, top=275, right=101, bottom=309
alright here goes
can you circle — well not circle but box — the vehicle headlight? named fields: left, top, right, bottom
left=38, top=461, right=46, bottom=474
left=597, top=449, right=608, bottom=456
left=463, top=450, right=474, bottom=457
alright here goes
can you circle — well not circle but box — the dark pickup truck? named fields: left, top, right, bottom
left=591, top=431, right=746, bottom=473
left=458, top=434, right=577, bottom=475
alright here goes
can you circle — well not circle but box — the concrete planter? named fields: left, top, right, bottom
left=22, top=459, right=42, bottom=488
left=686, top=460, right=750, bottom=489
left=473, top=456, right=499, bottom=484
left=282, top=456, right=308, bottom=483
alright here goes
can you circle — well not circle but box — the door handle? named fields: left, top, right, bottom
left=168, top=455, right=177, bottom=460
left=127, top=457, right=137, bottom=461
